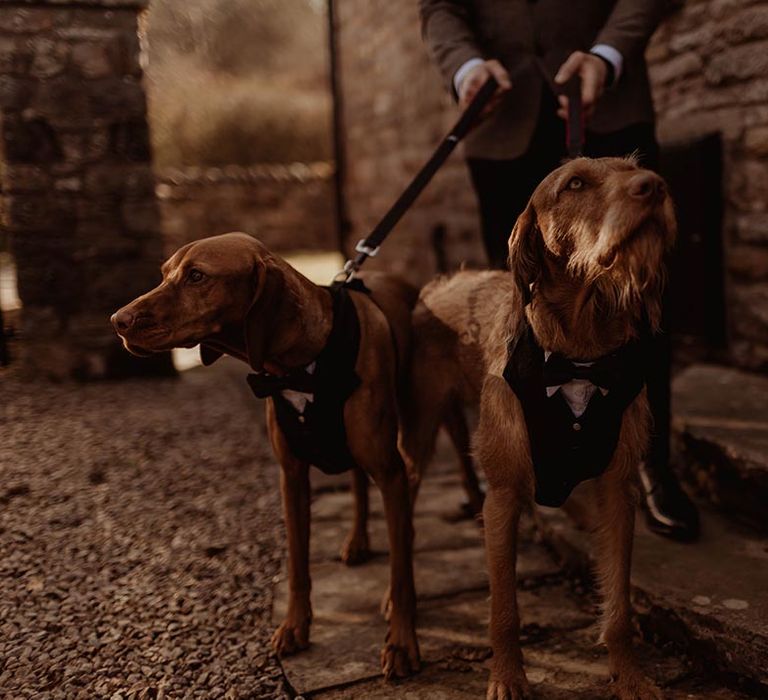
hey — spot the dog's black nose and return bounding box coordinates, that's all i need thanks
[628,172,665,201]
[111,309,134,333]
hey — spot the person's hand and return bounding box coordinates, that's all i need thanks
[458,59,512,116]
[554,51,608,121]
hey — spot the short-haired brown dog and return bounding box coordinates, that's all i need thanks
[111,232,420,679]
[401,157,675,700]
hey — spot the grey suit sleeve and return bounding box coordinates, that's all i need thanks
[595,0,669,60]
[419,0,484,96]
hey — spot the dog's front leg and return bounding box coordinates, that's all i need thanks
[268,405,312,657]
[594,468,662,700]
[477,377,531,700]
[376,456,420,679]
[483,486,530,700]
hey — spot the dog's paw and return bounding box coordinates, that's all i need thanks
[486,674,532,700]
[610,671,664,700]
[340,532,371,566]
[380,641,420,680]
[270,618,310,657]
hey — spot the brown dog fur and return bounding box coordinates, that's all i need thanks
[111,233,420,679]
[401,157,676,700]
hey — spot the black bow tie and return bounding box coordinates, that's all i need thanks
[542,352,622,392]
[247,370,316,399]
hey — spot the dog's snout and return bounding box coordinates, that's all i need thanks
[628,172,665,202]
[111,308,135,333]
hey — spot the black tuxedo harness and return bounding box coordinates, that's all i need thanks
[503,320,648,507]
[246,284,364,475]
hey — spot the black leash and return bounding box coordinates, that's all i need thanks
[334,75,500,284]
[333,71,583,284]
[562,75,584,158]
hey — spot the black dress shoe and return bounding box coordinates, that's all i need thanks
[638,462,701,542]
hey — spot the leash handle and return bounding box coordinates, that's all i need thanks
[564,75,584,158]
[334,76,500,284]
[450,74,500,142]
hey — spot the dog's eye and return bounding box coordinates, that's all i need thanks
[187,268,206,284]
[566,177,584,191]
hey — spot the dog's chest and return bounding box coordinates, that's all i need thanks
[247,285,364,475]
[503,323,647,507]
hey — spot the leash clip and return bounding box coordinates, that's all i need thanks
[354,240,380,257]
[332,258,358,285]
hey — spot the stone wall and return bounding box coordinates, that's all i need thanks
[334,0,768,370]
[156,162,337,257]
[648,0,768,370]
[0,0,170,380]
[333,0,484,285]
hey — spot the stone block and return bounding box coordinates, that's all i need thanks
[71,41,114,79]
[1,115,62,164]
[31,75,91,122]
[730,338,768,370]
[736,212,768,242]
[721,4,768,44]
[668,24,714,54]
[0,75,30,110]
[86,259,162,309]
[0,165,51,192]
[28,37,69,79]
[122,166,156,197]
[2,194,76,232]
[84,163,131,195]
[705,39,768,85]
[0,37,33,75]
[54,175,82,193]
[727,158,768,213]
[728,245,768,282]
[121,197,161,235]
[651,51,703,85]
[0,8,54,34]
[731,283,768,342]
[109,118,151,161]
[744,125,768,157]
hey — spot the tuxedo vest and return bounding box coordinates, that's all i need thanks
[503,320,648,506]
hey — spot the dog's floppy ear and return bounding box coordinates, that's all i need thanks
[243,255,283,371]
[508,202,540,304]
[199,344,223,366]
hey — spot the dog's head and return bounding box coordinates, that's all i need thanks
[508,156,676,330]
[111,232,287,369]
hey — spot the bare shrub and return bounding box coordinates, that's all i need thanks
[144,0,331,167]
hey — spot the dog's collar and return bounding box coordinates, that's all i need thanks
[247,364,317,399]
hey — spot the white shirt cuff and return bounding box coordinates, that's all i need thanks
[590,44,623,85]
[453,57,485,96]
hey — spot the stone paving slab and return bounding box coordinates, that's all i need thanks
[537,487,768,691]
[275,465,755,698]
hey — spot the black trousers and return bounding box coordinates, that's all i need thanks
[467,91,671,470]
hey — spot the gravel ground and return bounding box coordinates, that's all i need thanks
[0,359,288,699]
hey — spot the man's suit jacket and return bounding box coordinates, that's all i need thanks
[419,0,668,160]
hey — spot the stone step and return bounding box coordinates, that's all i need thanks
[536,497,768,692]
[672,364,768,533]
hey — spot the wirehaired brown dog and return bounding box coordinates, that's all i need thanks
[401,157,676,699]
[111,232,420,679]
